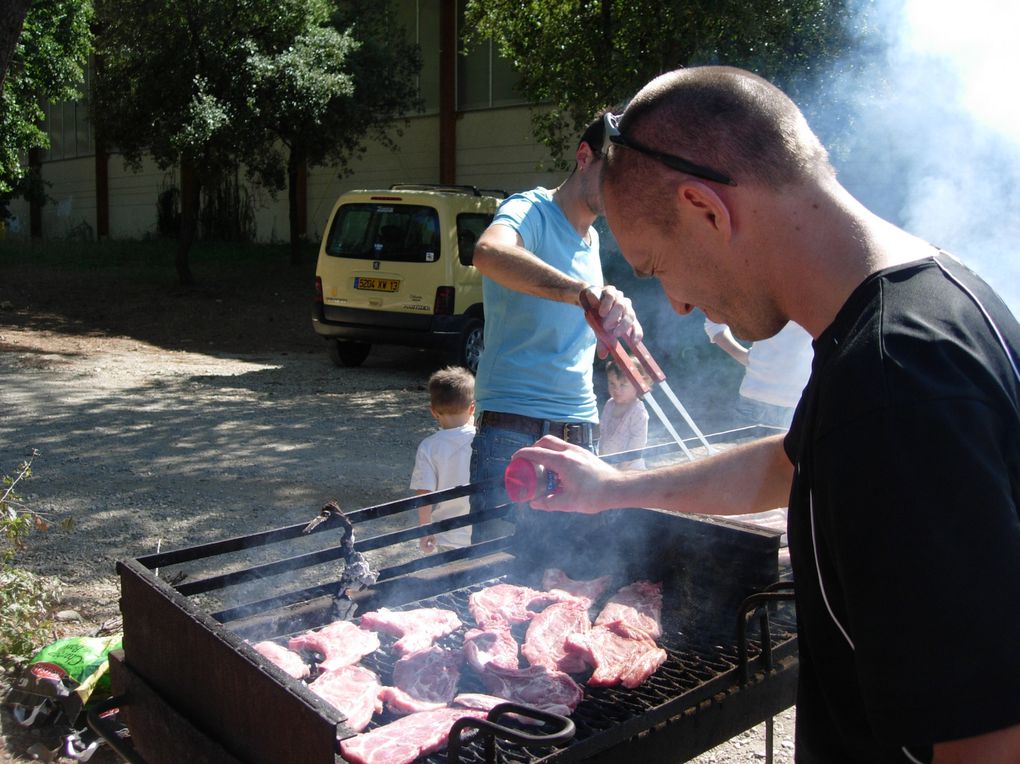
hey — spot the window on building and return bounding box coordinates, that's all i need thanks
[395,0,440,113]
[456,0,525,111]
[395,0,526,114]
[41,61,95,161]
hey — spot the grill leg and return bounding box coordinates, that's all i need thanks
[765,716,774,764]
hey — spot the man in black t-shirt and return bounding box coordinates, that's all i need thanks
[513,67,1020,762]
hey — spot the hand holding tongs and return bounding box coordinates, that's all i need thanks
[580,288,715,459]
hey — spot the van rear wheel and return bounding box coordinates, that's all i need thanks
[329,340,371,367]
[450,318,484,373]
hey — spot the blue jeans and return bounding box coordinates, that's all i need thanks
[736,397,795,429]
[468,423,597,544]
[468,425,535,543]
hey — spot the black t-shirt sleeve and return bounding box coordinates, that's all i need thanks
[811,394,1020,745]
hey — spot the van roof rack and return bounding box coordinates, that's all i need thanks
[389,183,507,199]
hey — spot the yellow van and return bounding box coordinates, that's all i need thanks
[313,184,505,371]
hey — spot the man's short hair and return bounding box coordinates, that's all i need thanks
[604,67,834,226]
[579,110,609,157]
[428,366,475,414]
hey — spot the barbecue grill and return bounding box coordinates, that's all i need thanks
[93,427,798,764]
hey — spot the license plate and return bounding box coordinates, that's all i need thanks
[354,277,400,292]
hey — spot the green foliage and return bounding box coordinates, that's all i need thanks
[200,171,257,242]
[244,0,423,188]
[465,0,867,166]
[91,0,422,183]
[1,454,57,667]
[0,0,93,195]
[92,0,422,265]
[92,0,254,176]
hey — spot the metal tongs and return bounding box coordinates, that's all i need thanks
[581,289,715,460]
[303,501,378,618]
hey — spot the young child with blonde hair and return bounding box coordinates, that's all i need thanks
[410,366,476,552]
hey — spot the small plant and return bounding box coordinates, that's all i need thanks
[1,452,57,668]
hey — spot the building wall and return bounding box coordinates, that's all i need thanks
[252,106,561,246]
[5,104,563,244]
[455,106,561,193]
[5,0,569,244]
[107,155,167,239]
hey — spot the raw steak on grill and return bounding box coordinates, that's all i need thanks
[379,647,463,715]
[451,692,508,712]
[287,619,381,670]
[358,607,462,656]
[452,693,551,726]
[468,583,563,629]
[479,664,583,716]
[251,640,309,680]
[595,580,663,638]
[522,601,591,674]
[541,568,613,606]
[463,627,519,671]
[565,620,667,688]
[309,664,382,733]
[339,705,487,764]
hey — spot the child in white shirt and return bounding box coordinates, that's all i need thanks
[597,357,650,470]
[410,366,476,553]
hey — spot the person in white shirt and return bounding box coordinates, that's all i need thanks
[704,319,813,429]
[410,366,476,552]
[597,356,650,470]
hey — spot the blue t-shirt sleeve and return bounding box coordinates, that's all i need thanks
[493,193,545,254]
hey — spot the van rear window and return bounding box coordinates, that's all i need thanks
[325,204,441,263]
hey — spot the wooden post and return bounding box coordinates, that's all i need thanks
[95,145,109,239]
[439,0,456,185]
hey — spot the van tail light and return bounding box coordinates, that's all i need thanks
[315,276,324,304]
[434,286,455,315]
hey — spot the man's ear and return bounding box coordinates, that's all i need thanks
[576,141,598,170]
[676,181,733,242]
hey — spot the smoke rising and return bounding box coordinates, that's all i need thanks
[815,0,1020,314]
[598,0,1020,434]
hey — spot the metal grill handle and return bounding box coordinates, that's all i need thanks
[447,703,576,764]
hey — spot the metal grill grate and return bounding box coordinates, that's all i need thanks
[308,576,799,764]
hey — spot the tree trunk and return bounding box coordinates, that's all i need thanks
[287,147,306,266]
[177,161,200,286]
[0,0,29,96]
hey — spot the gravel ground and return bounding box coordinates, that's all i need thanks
[0,257,794,763]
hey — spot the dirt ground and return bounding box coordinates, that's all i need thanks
[0,247,794,763]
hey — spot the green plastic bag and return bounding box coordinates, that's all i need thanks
[5,634,123,728]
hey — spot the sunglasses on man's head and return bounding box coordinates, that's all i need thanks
[603,112,736,186]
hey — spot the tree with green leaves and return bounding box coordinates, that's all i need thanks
[465,0,861,166]
[0,0,92,198]
[94,0,278,284]
[94,0,421,281]
[245,1,421,264]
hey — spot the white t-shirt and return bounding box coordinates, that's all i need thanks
[409,422,476,548]
[705,320,813,408]
[598,398,649,470]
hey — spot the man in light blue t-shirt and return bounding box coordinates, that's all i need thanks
[468,113,643,542]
